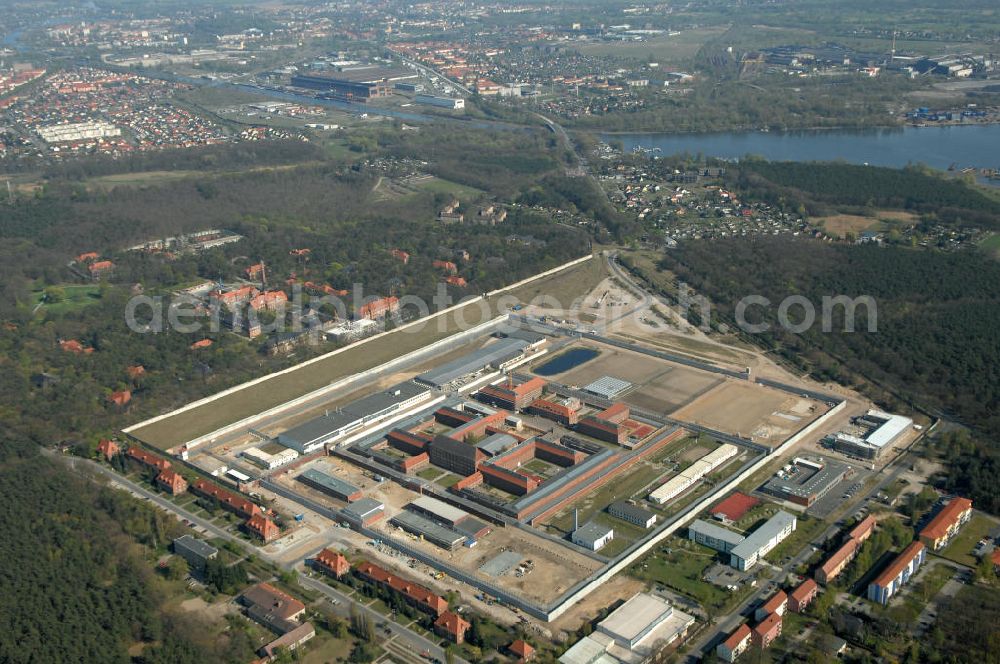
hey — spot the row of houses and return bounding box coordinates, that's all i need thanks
[717,578,818,661]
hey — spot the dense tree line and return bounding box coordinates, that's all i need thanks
[0,435,260,664]
[728,160,1000,226]
[656,238,1000,513]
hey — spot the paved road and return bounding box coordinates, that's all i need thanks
[55,452,465,663]
[684,442,921,661]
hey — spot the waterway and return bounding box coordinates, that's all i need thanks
[604,124,1000,173]
[534,348,600,376]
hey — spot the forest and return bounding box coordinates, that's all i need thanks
[726,160,1000,227]
[654,238,1000,513]
[0,435,262,664]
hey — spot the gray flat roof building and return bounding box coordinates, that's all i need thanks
[608,501,657,528]
[476,432,518,456]
[688,519,745,553]
[297,468,363,502]
[572,522,615,551]
[416,338,529,388]
[390,510,466,550]
[342,497,384,523]
[761,457,848,506]
[173,534,219,570]
[730,511,797,571]
[278,381,430,453]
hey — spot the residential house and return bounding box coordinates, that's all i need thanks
[789,579,818,613]
[919,498,973,551]
[752,612,782,649]
[716,624,752,662]
[96,438,120,460]
[434,611,470,644]
[156,468,188,495]
[314,548,350,578]
[245,514,280,543]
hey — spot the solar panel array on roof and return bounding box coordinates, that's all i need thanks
[583,375,633,400]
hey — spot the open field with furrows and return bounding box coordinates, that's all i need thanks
[371,517,604,605]
[129,255,605,450]
[670,380,824,444]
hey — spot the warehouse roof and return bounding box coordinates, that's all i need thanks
[409,495,469,525]
[390,511,466,548]
[342,498,384,520]
[298,468,361,498]
[416,338,528,387]
[863,410,913,449]
[597,593,674,647]
[477,432,518,455]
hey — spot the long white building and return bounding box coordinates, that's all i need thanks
[730,510,797,571]
[648,444,738,504]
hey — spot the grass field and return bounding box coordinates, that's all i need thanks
[629,537,745,611]
[576,27,728,65]
[413,176,484,199]
[979,232,1000,259]
[129,254,603,449]
[32,284,102,315]
[938,513,997,567]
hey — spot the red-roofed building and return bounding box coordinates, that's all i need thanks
[390,248,410,264]
[755,590,787,621]
[434,611,470,644]
[289,248,311,257]
[127,446,172,472]
[192,479,262,519]
[477,376,546,410]
[992,548,1000,573]
[314,548,350,578]
[711,492,761,523]
[789,578,818,613]
[716,624,752,662]
[245,514,280,543]
[60,339,94,354]
[107,390,132,407]
[576,414,626,445]
[245,262,265,280]
[816,538,860,585]
[444,275,467,287]
[528,398,580,426]
[157,468,188,495]
[126,365,146,380]
[76,251,99,263]
[508,639,535,662]
[433,260,458,274]
[867,541,926,605]
[210,285,258,309]
[358,296,399,320]
[354,561,448,616]
[88,260,114,280]
[849,515,878,544]
[250,290,288,311]
[919,497,973,551]
[96,438,119,460]
[752,612,782,649]
[190,339,213,350]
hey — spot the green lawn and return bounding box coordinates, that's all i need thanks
[417,467,444,481]
[575,27,729,65]
[938,513,997,567]
[630,538,735,610]
[32,284,102,315]
[413,176,484,200]
[545,460,669,534]
[764,514,826,564]
[979,232,1000,259]
[434,473,460,489]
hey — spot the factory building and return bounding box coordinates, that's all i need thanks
[761,457,848,507]
[340,498,385,527]
[559,593,694,664]
[867,541,926,605]
[826,410,913,460]
[296,468,363,502]
[416,338,530,389]
[730,511,797,571]
[291,66,416,100]
[414,94,465,110]
[277,381,431,453]
[406,495,491,539]
[390,510,467,550]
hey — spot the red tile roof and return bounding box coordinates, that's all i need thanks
[761,590,787,614]
[872,541,925,589]
[724,623,752,649]
[509,639,535,660]
[919,498,973,541]
[434,610,470,641]
[127,446,171,471]
[355,561,447,615]
[246,514,279,541]
[192,479,262,518]
[818,538,859,580]
[790,578,818,605]
[108,390,132,406]
[315,548,350,576]
[849,515,878,541]
[754,612,782,638]
[190,339,213,349]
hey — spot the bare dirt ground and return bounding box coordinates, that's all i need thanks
[671,380,825,445]
[547,574,646,636]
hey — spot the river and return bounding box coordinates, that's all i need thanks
[604,124,1000,173]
